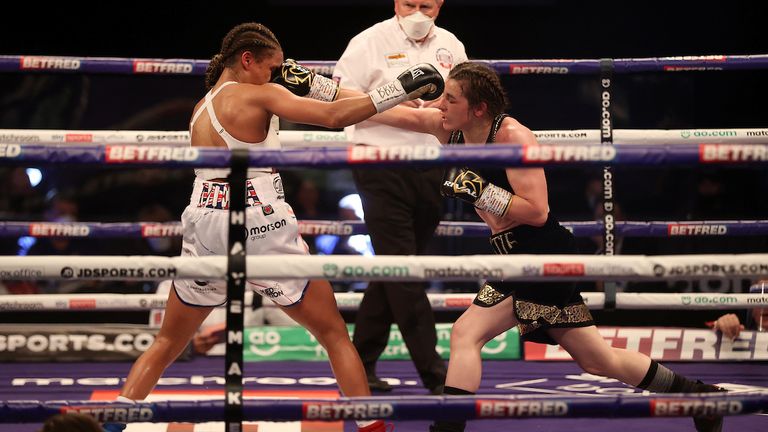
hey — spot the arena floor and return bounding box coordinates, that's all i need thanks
[2,358,766,431]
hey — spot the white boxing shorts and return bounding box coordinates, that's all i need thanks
[173,173,310,307]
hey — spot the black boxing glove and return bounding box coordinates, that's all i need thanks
[368,63,444,112]
[441,167,514,217]
[271,59,339,102]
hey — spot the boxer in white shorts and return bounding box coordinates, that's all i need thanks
[113,22,442,432]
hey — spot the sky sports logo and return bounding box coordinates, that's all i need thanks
[543,263,584,276]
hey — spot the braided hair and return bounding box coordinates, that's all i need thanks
[204,23,282,89]
[448,62,508,118]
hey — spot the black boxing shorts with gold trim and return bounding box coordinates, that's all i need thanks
[472,215,594,344]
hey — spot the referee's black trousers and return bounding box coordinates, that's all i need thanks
[352,166,447,391]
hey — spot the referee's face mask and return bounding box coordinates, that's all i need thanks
[398,11,434,40]
[395,0,442,41]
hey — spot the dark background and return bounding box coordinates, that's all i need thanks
[4,1,765,60]
[1,0,767,325]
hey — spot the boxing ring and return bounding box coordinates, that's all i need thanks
[1,54,768,431]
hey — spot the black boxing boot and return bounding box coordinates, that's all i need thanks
[636,360,725,432]
[687,380,726,432]
[429,386,473,432]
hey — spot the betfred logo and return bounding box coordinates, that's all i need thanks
[523,145,615,162]
[543,263,584,276]
[105,145,200,162]
[302,402,393,420]
[0,144,22,158]
[347,145,440,163]
[133,61,194,74]
[668,224,727,236]
[20,56,81,70]
[61,405,153,422]
[651,399,742,417]
[700,144,768,162]
[141,223,183,237]
[510,65,569,74]
[476,400,568,418]
[65,134,93,143]
[29,223,90,237]
[69,299,96,309]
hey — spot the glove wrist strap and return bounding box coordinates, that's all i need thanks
[475,184,513,217]
[368,80,406,113]
[308,75,339,102]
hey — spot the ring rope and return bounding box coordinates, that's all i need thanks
[1,393,766,423]
[2,220,767,239]
[3,128,767,146]
[2,143,767,168]
[2,54,767,76]
[1,254,766,281]
[2,291,766,311]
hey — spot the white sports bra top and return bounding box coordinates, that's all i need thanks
[189,81,280,179]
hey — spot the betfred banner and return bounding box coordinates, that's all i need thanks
[244,324,520,362]
[524,327,768,361]
[0,324,166,362]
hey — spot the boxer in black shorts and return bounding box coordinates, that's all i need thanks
[371,61,724,432]
[477,216,593,345]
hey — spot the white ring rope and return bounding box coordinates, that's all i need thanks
[2,291,766,312]
[2,127,767,146]
[2,254,766,281]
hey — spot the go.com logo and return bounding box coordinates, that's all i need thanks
[681,295,736,306]
[680,130,737,139]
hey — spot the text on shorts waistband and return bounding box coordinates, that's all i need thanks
[196,177,284,210]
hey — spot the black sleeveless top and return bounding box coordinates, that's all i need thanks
[447,114,513,195]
